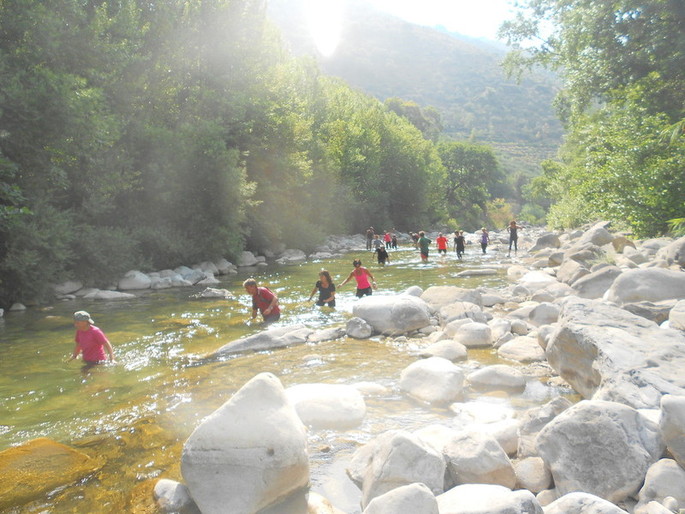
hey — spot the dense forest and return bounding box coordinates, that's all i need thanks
[500,0,685,237]
[0,0,507,307]
[0,0,683,308]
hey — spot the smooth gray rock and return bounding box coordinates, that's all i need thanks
[636,458,685,512]
[546,297,685,408]
[350,430,446,509]
[517,397,573,458]
[668,300,685,331]
[213,325,313,356]
[347,317,374,339]
[536,400,664,503]
[421,286,483,309]
[605,268,685,305]
[572,265,622,299]
[655,235,685,267]
[353,295,431,335]
[443,431,516,489]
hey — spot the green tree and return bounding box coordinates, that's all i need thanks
[500,0,685,235]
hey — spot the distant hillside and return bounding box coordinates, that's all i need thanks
[267,0,563,176]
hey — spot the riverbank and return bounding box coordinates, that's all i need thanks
[2,224,685,513]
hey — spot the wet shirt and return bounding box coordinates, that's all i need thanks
[75,325,109,362]
[252,287,281,316]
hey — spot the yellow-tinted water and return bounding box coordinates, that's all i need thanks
[0,247,570,512]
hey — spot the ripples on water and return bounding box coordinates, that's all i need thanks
[0,246,573,512]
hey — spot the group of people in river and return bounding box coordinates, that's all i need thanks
[68,221,524,365]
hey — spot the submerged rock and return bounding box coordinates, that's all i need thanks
[0,438,103,511]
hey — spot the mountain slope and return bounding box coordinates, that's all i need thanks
[267,0,563,172]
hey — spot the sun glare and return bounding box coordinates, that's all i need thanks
[304,0,345,57]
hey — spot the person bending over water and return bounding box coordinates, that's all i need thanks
[339,259,376,297]
[308,269,336,307]
[69,311,115,366]
[243,278,280,324]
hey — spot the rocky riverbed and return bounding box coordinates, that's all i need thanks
[2,223,685,513]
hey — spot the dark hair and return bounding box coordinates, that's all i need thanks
[353,259,362,267]
[319,269,333,284]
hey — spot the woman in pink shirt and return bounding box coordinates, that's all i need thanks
[339,259,377,297]
[69,311,115,365]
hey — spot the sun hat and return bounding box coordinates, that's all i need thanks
[73,311,94,324]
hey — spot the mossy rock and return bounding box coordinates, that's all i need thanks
[0,437,104,510]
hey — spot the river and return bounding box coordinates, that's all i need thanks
[0,245,571,512]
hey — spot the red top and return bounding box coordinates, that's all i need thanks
[75,325,109,362]
[436,235,448,250]
[252,287,280,316]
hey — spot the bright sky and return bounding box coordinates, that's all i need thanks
[365,0,516,40]
[304,0,517,57]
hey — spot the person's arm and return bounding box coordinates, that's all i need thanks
[339,271,354,287]
[308,286,318,301]
[103,338,115,362]
[69,342,81,362]
[365,268,377,288]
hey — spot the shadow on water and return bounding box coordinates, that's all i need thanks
[0,246,572,512]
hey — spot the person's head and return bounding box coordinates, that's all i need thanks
[73,310,93,330]
[460,230,464,235]
[374,234,379,239]
[455,230,459,235]
[481,227,487,232]
[353,259,362,268]
[243,278,258,295]
[319,269,332,284]
[439,232,443,236]
[510,220,517,227]
[419,231,425,236]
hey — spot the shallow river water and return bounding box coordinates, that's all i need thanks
[0,245,572,513]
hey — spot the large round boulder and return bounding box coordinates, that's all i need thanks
[353,295,431,335]
[181,373,309,514]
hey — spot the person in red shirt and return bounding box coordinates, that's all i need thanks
[436,232,448,255]
[243,278,281,323]
[69,311,115,365]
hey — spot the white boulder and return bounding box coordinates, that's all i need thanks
[353,295,431,335]
[181,373,309,514]
[399,357,464,405]
[436,483,542,514]
[362,482,438,514]
[285,383,366,430]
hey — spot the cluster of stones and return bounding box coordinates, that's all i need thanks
[151,223,685,513]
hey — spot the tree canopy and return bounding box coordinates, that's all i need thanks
[501,0,685,235]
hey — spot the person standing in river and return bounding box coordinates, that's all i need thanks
[339,259,376,297]
[366,227,374,251]
[418,231,432,262]
[308,270,336,308]
[454,230,466,259]
[480,227,490,254]
[507,220,524,256]
[376,244,390,266]
[69,311,115,366]
[436,232,448,256]
[243,278,280,323]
